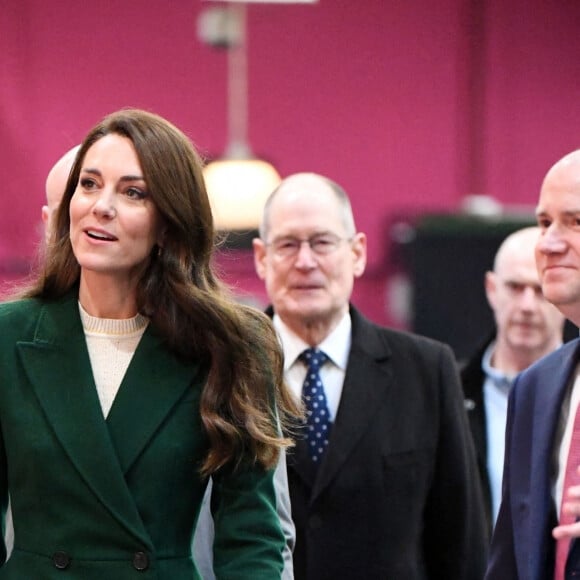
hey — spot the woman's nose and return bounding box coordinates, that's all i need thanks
[92,191,116,218]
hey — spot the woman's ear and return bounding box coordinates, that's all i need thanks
[156,223,168,250]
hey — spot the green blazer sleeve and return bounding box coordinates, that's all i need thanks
[211,462,284,579]
[0,419,8,567]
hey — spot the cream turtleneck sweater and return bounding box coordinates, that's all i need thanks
[79,303,149,418]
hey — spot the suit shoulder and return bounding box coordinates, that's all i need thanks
[350,306,455,363]
[520,339,577,380]
[377,325,454,356]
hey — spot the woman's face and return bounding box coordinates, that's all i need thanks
[69,133,163,283]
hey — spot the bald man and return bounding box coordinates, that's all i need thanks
[253,172,487,580]
[462,227,565,536]
[3,145,81,556]
[42,145,80,243]
[486,150,580,579]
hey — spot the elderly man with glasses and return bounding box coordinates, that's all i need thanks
[251,172,487,580]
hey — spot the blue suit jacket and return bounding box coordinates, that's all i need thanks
[486,338,580,580]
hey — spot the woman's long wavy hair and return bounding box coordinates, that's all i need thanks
[23,108,299,474]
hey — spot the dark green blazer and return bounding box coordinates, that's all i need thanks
[0,292,284,579]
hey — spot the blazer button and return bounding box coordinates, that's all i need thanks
[52,551,71,570]
[132,551,149,571]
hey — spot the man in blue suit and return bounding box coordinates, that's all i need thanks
[486,149,580,580]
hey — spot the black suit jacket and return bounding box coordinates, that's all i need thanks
[285,306,487,580]
[461,337,495,539]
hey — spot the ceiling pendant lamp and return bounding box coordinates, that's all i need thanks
[199,4,281,233]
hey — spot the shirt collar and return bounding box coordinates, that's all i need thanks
[481,341,515,394]
[273,312,352,372]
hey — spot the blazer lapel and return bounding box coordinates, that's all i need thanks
[311,311,391,502]
[105,327,204,475]
[16,294,151,547]
[461,343,489,477]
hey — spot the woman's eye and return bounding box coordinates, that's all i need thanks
[80,178,97,190]
[125,187,148,200]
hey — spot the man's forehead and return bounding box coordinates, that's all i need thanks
[276,175,333,202]
[271,228,334,240]
[535,177,580,217]
[270,186,339,222]
[496,258,538,281]
[535,204,580,217]
[540,157,580,199]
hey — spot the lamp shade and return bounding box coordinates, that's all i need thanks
[199,3,283,232]
[204,157,281,231]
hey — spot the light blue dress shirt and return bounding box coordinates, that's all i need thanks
[481,342,515,526]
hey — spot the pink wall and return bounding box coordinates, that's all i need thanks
[484,0,580,203]
[2,0,580,327]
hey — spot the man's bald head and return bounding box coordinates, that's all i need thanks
[534,149,580,324]
[493,227,542,274]
[43,145,80,242]
[485,226,564,372]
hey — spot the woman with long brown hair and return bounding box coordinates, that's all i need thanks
[0,108,297,578]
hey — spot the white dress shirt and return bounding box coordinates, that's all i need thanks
[554,367,580,517]
[273,312,352,422]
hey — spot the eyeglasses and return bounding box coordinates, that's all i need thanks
[265,233,353,258]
